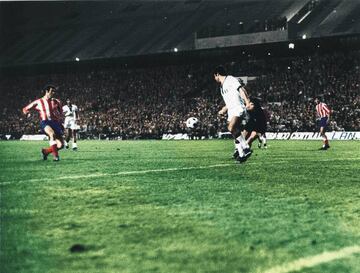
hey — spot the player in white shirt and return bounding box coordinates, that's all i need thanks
[62,98,79,150]
[214,65,252,163]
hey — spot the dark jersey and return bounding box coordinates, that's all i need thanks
[248,97,267,134]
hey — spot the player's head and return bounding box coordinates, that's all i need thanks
[213,65,226,83]
[43,84,57,98]
[66,98,71,105]
[314,96,320,105]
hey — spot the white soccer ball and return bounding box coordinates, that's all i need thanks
[186,117,199,129]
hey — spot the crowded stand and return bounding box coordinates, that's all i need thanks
[1,50,359,139]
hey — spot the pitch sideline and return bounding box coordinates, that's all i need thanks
[264,245,360,273]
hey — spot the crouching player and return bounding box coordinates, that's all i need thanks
[246,97,268,149]
[22,84,64,161]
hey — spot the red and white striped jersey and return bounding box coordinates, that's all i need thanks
[316,102,331,118]
[23,97,63,121]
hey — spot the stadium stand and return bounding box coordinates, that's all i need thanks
[1,50,359,139]
[1,0,360,66]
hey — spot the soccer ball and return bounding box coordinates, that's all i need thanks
[186,117,199,129]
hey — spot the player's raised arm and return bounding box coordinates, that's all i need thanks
[22,100,37,115]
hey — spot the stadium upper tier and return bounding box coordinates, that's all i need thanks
[1,0,360,67]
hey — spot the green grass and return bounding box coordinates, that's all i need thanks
[1,140,360,273]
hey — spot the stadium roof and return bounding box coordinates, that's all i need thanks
[0,0,359,67]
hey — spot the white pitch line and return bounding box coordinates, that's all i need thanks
[1,157,359,186]
[264,245,360,273]
[0,163,235,185]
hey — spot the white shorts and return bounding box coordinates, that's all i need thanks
[227,107,246,122]
[64,117,78,130]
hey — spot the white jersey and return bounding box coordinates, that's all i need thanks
[220,76,246,120]
[63,104,78,119]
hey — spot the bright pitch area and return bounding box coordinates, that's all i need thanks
[1,140,360,273]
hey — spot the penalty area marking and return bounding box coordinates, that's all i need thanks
[0,163,236,185]
[264,245,360,273]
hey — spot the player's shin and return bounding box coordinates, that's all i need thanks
[49,140,59,158]
[236,134,250,150]
[262,136,267,146]
[235,140,245,157]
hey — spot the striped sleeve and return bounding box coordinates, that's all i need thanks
[22,99,38,114]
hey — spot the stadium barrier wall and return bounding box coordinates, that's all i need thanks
[12,132,360,141]
[218,131,360,140]
[20,134,48,141]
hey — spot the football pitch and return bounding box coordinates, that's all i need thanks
[1,140,359,273]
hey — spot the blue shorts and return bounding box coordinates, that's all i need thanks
[319,117,328,128]
[40,120,64,136]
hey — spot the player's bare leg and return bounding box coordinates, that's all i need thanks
[64,128,71,149]
[43,126,60,161]
[55,136,64,150]
[246,131,258,147]
[319,127,330,150]
[260,133,267,148]
[72,129,78,150]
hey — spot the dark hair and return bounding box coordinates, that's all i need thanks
[213,65,226,76]
[43,84,57,92]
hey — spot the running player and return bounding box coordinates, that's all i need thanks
[315,97,331,150]
[63,98,79,150]
[214,65,252,162]
[22,84,64,161]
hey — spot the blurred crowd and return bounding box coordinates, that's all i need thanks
[0,50,359,139]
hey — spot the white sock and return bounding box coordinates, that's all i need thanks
[236,135,249,150]
[72,142,77,148]
[235,143,245,157]
[64,140,68,146]
[262,137,267,145]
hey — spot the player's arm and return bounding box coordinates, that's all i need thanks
[218,105,228,116]
[324,104,331,123]
[239,87,252,110]
[74,105,79,121]
[58,100,64,119]
[22,100,37,116]
[247,101,255,111]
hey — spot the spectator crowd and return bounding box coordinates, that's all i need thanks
[1,50,359,139]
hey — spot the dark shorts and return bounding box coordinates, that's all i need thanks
[246,116,266,134]
[254,123,266,134]
[40,120,64,136]
[319,117,328,128]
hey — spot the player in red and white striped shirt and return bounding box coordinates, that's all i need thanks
[22,84,65,161]
[315,97,331,150]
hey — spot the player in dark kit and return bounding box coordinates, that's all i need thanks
[246,97,268,148]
